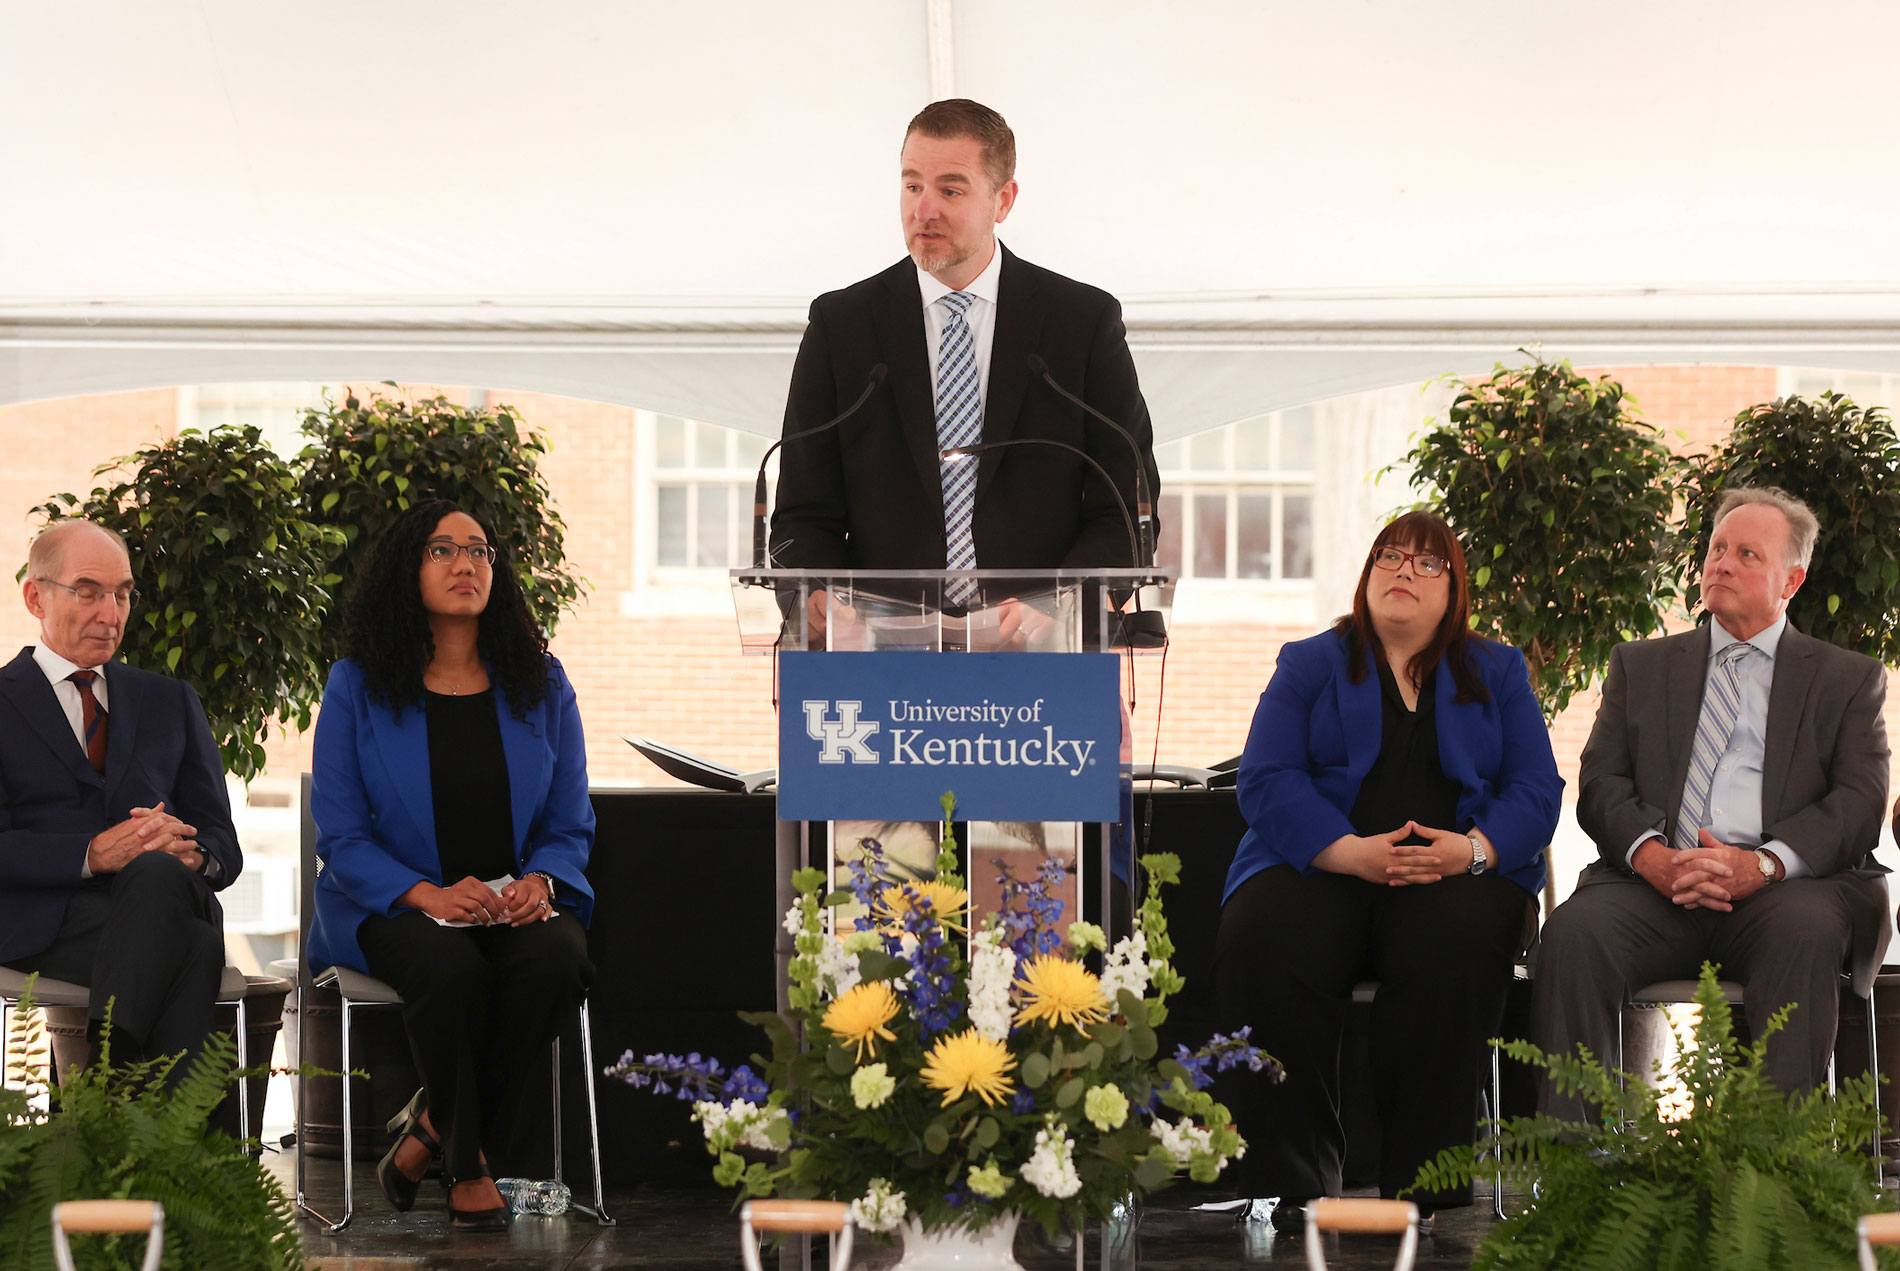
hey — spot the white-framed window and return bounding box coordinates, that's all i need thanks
[1153,407,1316,586]
[633,410,776,589]
[177,383,332,458]
[1780,367,1900,408]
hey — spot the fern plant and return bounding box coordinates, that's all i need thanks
[1409,964,1892,1270]
[0,984,303,1270]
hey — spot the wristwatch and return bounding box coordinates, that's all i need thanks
[1755,850,1779,884]
[1467,834,1488,876]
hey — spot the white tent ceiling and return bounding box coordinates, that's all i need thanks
[6,0,1900,438]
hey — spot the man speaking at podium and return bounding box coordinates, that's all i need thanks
[769,97,1160,628]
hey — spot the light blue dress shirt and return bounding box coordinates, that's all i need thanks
[1624,612,1805,878]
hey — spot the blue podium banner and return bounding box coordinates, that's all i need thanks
[777,652,1121,822]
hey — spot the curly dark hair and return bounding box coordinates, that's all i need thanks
[340,498,550,718]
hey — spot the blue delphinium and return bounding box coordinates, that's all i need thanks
[994,855,1069,972]
[724,1064,770,1104]
[606,1050,729,1102]
[1170,1027,1283,1093]
[889,883,961,1039]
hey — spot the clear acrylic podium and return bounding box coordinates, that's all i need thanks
[731,567,1174,1011]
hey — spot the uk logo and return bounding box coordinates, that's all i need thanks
[803,699,880,764]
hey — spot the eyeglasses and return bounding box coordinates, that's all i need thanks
[1370,546,1448,579]
[36,578,139,607]
[424,540,498,567]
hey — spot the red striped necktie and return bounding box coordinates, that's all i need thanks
[67,669,108,775]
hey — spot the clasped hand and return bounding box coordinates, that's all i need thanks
[1634,828,1767,912]
[1316,821,1472,886]
[408,874,554,927]
[85,802,202,875]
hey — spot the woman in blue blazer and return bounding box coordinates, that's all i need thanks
[309,499,596,1231]
[1215,510,1561,1229]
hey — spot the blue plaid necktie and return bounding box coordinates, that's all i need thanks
[935,290,982,605]
[1674,641,1754,851]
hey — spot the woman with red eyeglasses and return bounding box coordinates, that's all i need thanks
[1211,509,1561,1230]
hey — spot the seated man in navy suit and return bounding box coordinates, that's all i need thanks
[0,520,240,1070]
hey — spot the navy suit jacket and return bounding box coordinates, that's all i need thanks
[770,244,1161,571]
[307,656,596,976]
[1223,630,1563,902]
[0,647,239,964]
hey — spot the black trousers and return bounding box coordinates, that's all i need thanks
[1212,864,1530,1204]
[4,850,224,1073]
[357,909,593,1183]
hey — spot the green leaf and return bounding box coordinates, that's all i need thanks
[923,1122,950,1154]
[975,1117,1000,1149]
[1021,1052,1050,1089]
[1055,1076,1085,1108]
[166,646,182,672]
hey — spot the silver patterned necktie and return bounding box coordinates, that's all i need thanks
[1673,640,1755,851]
[935,290,982,606]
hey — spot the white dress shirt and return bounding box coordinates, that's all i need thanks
[1624,613,1805,878]
[32,642,110,753]
[916,238,1004,419]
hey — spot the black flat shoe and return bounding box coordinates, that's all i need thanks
[376,1100,442,1213]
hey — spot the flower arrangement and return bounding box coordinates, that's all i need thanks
[609,793,1276,1238]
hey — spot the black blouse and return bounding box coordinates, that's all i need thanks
[425,690,516,883]
[1347,657,1463,845]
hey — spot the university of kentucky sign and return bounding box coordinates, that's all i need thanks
[777,652,1120,822]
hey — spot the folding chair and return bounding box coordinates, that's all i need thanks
[52,1200,163,1271]
[1,964,266,1141]
[1619,973,1882,1187]
[1302,1197,1418,1271]
[741,1200,855,1271]
[1859,1211,1900,1270]
[292,774,612,1233]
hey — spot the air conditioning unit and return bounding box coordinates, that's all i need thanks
[221,855,299,936]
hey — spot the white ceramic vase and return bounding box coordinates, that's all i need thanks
[891,1211,1025,1270]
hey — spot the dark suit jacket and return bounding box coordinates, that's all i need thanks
[769,244,1160,572]
[0,647,239,964]
[306,656,596,976]
[1576,622,1891,992]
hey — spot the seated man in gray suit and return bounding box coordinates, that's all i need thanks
[1533,487,1890,1114]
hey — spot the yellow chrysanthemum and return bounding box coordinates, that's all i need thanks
[1013,955,1112,1034]
[824,981,900,1062]
[876,881,969,932]
[920,1029,1017,1107]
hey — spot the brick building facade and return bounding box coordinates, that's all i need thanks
[2,363,1896,927]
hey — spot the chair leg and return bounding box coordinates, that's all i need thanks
[1491,1041,1506,1220]
[550,1034,564,1186]
[293,982,344,1232]
[1866,992,1887,1195]
[234,997,251,1156]
[574,999,614,1225]
[1,999,9,1095]
[335,999,356,1233]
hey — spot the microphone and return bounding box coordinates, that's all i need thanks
[753,364,888,568]
[1027,354,1154,566]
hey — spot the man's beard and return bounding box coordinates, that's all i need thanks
[909,236,972,276]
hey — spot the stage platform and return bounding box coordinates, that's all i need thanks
[278,1155,1505,1268]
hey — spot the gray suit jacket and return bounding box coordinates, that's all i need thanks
[1576,622,1891,994]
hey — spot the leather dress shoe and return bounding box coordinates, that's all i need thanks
[376,1090,441,1213]
[447,1176,510,1232]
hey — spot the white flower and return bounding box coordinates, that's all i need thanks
[782,903,806,938]
[1149,1115,1242,1169]
[1021,1121,1083,1199]
[966,927,1016,1042]
[691,1099,788,1155]
[850,1178,909,1233]
[815,935,863,999]
[1098,931,1151,1004]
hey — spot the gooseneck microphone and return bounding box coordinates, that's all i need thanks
[753,364,888,568]
[1026,353,1154,566]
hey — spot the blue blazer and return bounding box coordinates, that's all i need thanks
[307,656,596,975]
[0,647,239,963]
[1223,630,1562,901]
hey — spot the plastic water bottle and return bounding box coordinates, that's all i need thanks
[495,1177,571,1216]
